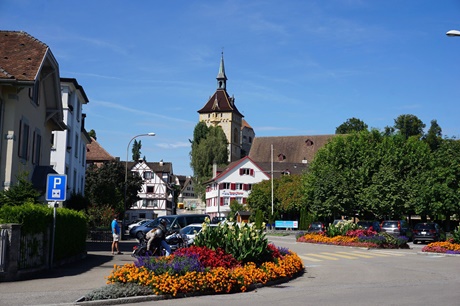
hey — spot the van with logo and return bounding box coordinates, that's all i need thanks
[129,214,210,240]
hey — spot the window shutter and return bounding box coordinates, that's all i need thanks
[243,198,247,204]
[231,183,236,190]
[250,169,254,176]
[243,184,248,191]
[239,168,243,175]
[220,197,224,206]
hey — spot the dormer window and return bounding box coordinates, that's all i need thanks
[305,139,314,146]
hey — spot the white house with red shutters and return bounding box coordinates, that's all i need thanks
[204,156,270,219]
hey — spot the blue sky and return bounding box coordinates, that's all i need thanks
[2,0,460,176]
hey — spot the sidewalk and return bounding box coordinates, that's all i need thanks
[0,240,139,306]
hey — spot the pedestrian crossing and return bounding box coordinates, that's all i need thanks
[299,250,408,263]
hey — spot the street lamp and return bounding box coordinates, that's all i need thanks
[124,132,155,235]
[446,30,460,37]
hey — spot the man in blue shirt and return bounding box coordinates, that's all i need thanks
[111,215,123,255]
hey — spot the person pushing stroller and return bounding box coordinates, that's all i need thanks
[145,218,171,256]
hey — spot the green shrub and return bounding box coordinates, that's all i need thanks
[0,203,87,261]
[452,226,460,244]
[84,283,153,301]
[194,220,271,265]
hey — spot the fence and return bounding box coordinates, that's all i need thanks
[0,224,51,282]
[0,228,8,272]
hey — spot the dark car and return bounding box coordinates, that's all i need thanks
[357,221,381,232]
[307,222,325,233]
[380,220,413,241]
[129,214,210,240]
[211,216,226,224]
[413,222,446,244]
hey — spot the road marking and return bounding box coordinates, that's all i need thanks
[352,250,389,257]
[299,255,323,262]
[338,252,373,258]
[304,253,339,260]
[321,252,357,259]
[371,250,406,256]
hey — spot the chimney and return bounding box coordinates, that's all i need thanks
[213,161,217,178]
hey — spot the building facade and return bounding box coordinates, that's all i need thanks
[50,78,90,199]
[0,31,66,193]
[126,160,179,221]
[205,157,270,219]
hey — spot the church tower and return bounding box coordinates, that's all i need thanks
[197,53,243,162]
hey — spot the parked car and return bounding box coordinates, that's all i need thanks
[211,216,226,224]
[178,223,218,245]
[357,221,381,232]
[413,222,446,244]
[307,222,325,233]
[127,219,151,231]
[129,214,210,240]
[332,219,347,226]
[380,220,413,241]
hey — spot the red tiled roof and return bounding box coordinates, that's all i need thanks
[0,31,48,82]
[249,135,338,164]
[86,137,115,162]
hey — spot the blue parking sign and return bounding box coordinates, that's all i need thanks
[46,174,67,201]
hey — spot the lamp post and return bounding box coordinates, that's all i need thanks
[446,30,460,37]
[124,132,155,235]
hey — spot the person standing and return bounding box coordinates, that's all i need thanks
[111,215,123,255]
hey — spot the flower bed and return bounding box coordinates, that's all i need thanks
[422,240,460,254]
[99,221,304,300]
[296,230,409,249]
[106,244,304,297]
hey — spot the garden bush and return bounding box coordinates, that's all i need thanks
[193,221,271,264]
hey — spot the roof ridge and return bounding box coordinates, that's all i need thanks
[0,30,49,48]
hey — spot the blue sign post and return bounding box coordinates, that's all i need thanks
[46,174,67,202]
[46,174,66,269]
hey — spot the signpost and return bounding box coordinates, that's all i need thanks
[46,174,67,268]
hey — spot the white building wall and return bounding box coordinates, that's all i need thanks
[50,80,89,199]
[205,158,270,218]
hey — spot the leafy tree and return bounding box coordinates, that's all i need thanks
[247,179,275,222]
[85,160,143,215]
[303,130,431,220]
[0,172,41,207]
[132,139,142,161]
[65,192,90,211]
[88,129,97,140]
[421,139,460,231]
[190,123,228,199]
[276,175,304,213]
[423,119,442,151]
[229,199,245,219]
[335,117,368,134]
[394,114,425,139]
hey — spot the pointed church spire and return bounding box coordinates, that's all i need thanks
[216,51,227,90]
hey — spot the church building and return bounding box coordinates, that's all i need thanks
[197,53,254,162]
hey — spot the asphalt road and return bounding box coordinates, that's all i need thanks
[1,236,459,306]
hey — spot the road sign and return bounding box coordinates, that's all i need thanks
[46,174,67,201]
